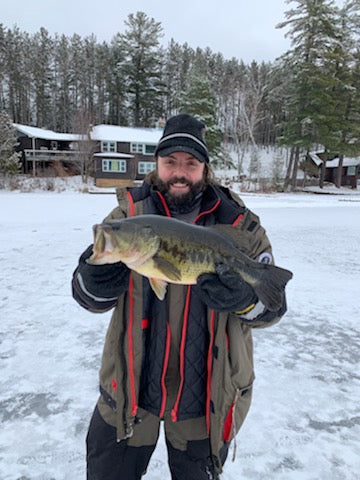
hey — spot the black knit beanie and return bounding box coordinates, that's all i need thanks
[155,114,209,163]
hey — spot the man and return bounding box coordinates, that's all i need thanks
[72,114,288,480]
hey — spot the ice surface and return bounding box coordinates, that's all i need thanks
[0,191,359,479]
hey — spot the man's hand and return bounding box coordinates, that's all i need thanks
[196,263,258,312]
[76,245,130,299]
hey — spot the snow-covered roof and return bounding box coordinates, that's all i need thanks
[308,152,323,166]
[308,151,360,168]
[93,152,134,159]
[325,157,360,168]
[90,124,162,143]
[13,123,84,142]
[13,122,162,144]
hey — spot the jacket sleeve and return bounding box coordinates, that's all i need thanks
[232,208,288,328]
[72,202,130,313]
[72,268,119,313]
[71,244,130,313]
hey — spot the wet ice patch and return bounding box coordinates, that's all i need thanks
[0,392,70,421]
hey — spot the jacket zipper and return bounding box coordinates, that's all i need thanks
[171,201,221,423]
[206,310,216,433]
[159,323,171,418]
[127,274,137,418]
[119,193,137,440]
[171,285,192,422]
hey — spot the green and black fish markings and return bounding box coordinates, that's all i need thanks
[87,215,293,311]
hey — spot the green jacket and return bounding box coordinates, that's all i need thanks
[91,181,286,472]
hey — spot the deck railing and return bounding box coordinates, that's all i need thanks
[24,149,88,162]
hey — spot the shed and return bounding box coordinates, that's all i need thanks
[324,157,360,189]
[304,151,360,189]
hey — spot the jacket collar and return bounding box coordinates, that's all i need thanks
[126,181,245,224]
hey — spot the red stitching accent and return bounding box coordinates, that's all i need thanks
[126,191,135,217]
[156,191,171,217]
[193,199,221,224]
[223,403,234,441]
[111,378,117,392]
[206,310,216,434]
[232,213,244,226]
[128,275,137,417]
[171,285,192,422]
[159,323,171,418]
[125,190,137,415]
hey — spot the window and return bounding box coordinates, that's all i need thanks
[131,143,143,154]
[101,141,116,152]
[138,161,156,174]
[131,143,157,155]
[102,159,126,173]
[347,166,356,176]
[144,144,156,155]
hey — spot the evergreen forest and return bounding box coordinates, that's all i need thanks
[1,1,360,187]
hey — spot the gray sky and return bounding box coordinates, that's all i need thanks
[3,0,293,63]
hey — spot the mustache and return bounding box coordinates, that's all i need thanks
[167,176,192,187]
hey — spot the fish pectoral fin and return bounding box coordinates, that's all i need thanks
[153,257,182,282]
[149,278,168,300]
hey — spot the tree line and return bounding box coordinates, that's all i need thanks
[1,1,360,188]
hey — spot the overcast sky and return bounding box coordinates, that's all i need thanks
[2,0,297,63]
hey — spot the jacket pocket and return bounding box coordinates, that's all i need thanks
[223,382,253,443]
[226,317,255,390]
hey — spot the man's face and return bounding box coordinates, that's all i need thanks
[156,152,205,199]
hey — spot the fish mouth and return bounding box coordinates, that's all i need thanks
[87,226,118,264]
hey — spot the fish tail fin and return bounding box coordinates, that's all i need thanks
[253,265,293,312]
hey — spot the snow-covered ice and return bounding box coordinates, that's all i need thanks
[0,190,359,480]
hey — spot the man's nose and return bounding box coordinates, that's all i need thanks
[173,162,187,176]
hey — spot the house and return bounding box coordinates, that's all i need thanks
[90,125,161,187]
[13,123,163,185]
[303,152,360,189]
[13,123,85,175]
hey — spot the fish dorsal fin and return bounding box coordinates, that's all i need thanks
[153,257,182,282]
[149,277,168,300]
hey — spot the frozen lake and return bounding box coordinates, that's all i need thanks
[0,191,359,479]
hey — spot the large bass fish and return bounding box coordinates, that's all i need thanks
[87,215,293,311]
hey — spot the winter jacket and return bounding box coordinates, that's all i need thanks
[72,180,287,473]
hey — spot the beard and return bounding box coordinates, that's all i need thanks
[152,173,205,210]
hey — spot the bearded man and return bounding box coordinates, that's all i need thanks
[72,114,288,480]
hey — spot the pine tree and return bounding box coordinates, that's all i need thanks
[30,27,54,128]
[3,26,31,123]
[107,34,128,125]
[121,11,164,126]
[69,34,84,116]
[276,0,340,188]
[0,24,6,111]
[0,111,21,175]
[53,34,72,131]
[328,0,360,187]
[179,75,223,164]
[162,40,190,116]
